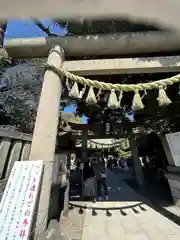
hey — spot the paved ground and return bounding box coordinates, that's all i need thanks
[61,169,180,240]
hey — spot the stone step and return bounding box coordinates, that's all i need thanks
[60,208,85,240]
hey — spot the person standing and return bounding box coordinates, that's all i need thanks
[127,157,133,172]
[92,156,108,200]
[107,157,113,170]
[113,158,118,168]
[83,161,96,201]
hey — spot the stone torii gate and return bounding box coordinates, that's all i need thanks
[28,45,64,236]
[2,13,180,238]
[25,42,178,237]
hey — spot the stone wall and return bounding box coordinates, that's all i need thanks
[166,169,180,207]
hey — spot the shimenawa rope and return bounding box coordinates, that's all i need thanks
[44,64,178,110]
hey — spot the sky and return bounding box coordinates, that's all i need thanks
[5,20,87,123]
[5,19,66,38]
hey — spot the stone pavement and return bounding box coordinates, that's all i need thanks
[62,169,180,240]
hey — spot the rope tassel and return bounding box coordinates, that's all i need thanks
[157,86,171,106]
[86,86,97,104]
[107,90,119,109]
[69,82,80,99]
[118,91,123,107]
[65,77,71,91]
[79,85,87,99]
[132,90,144,111]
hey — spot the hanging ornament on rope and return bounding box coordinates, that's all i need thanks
[69,82,80,99]
[132,90,144,111]
[157,86,171,106]
[97,88,102,101]
[46,64,180,111]
[107,89,119,109]
[50,64,180,111]
[65,77,71,91]
[79,85,87,99]
[141,89,147,100]
[86,86,97,104]
[118,91,123,107]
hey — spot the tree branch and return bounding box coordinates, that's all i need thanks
[0,21,8,45]
[33,19,58,37]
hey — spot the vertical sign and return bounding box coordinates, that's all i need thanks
[166,132,180,166]
[0,160,43,239]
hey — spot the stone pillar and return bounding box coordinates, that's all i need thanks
[29,45,64,236]
[129,133,145,189]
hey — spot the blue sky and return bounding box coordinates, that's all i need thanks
[5,19,66,38]
[5,20,87,123]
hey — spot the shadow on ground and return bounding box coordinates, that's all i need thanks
[69,167,180,226]
[125,177,180,226]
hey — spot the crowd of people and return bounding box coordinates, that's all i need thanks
[106,157,133,171]
[74,156,134,201]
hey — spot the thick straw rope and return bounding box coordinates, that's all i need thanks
[88,139,125,146]
[45,63,180,92]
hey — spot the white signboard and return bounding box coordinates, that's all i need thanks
[0,160,43,240]
[166,132,180,166]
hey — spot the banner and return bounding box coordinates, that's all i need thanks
[0,160,43,239]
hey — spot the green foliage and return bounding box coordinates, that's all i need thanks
[61,112,84,124]
[0,59,43,132]
[0,47,10,69]
[54,19,159,36]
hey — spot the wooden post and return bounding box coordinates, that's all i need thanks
[82,129,88,162]
[80,130,88,198]
[62,152,70,217]
[29,45,64,236]
[63,181,70,217]
[129,132,145,189]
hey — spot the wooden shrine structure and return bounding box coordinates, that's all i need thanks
[2,5,180,238]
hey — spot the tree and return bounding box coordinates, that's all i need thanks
[0,21,10,68]
[0,20,77,133]
[0,59,43,132]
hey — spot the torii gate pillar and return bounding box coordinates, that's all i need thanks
[29,45,64,236]
[129,133,145,189]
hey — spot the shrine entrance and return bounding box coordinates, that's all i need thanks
[42,54,180,238]
[2,17,180,238]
